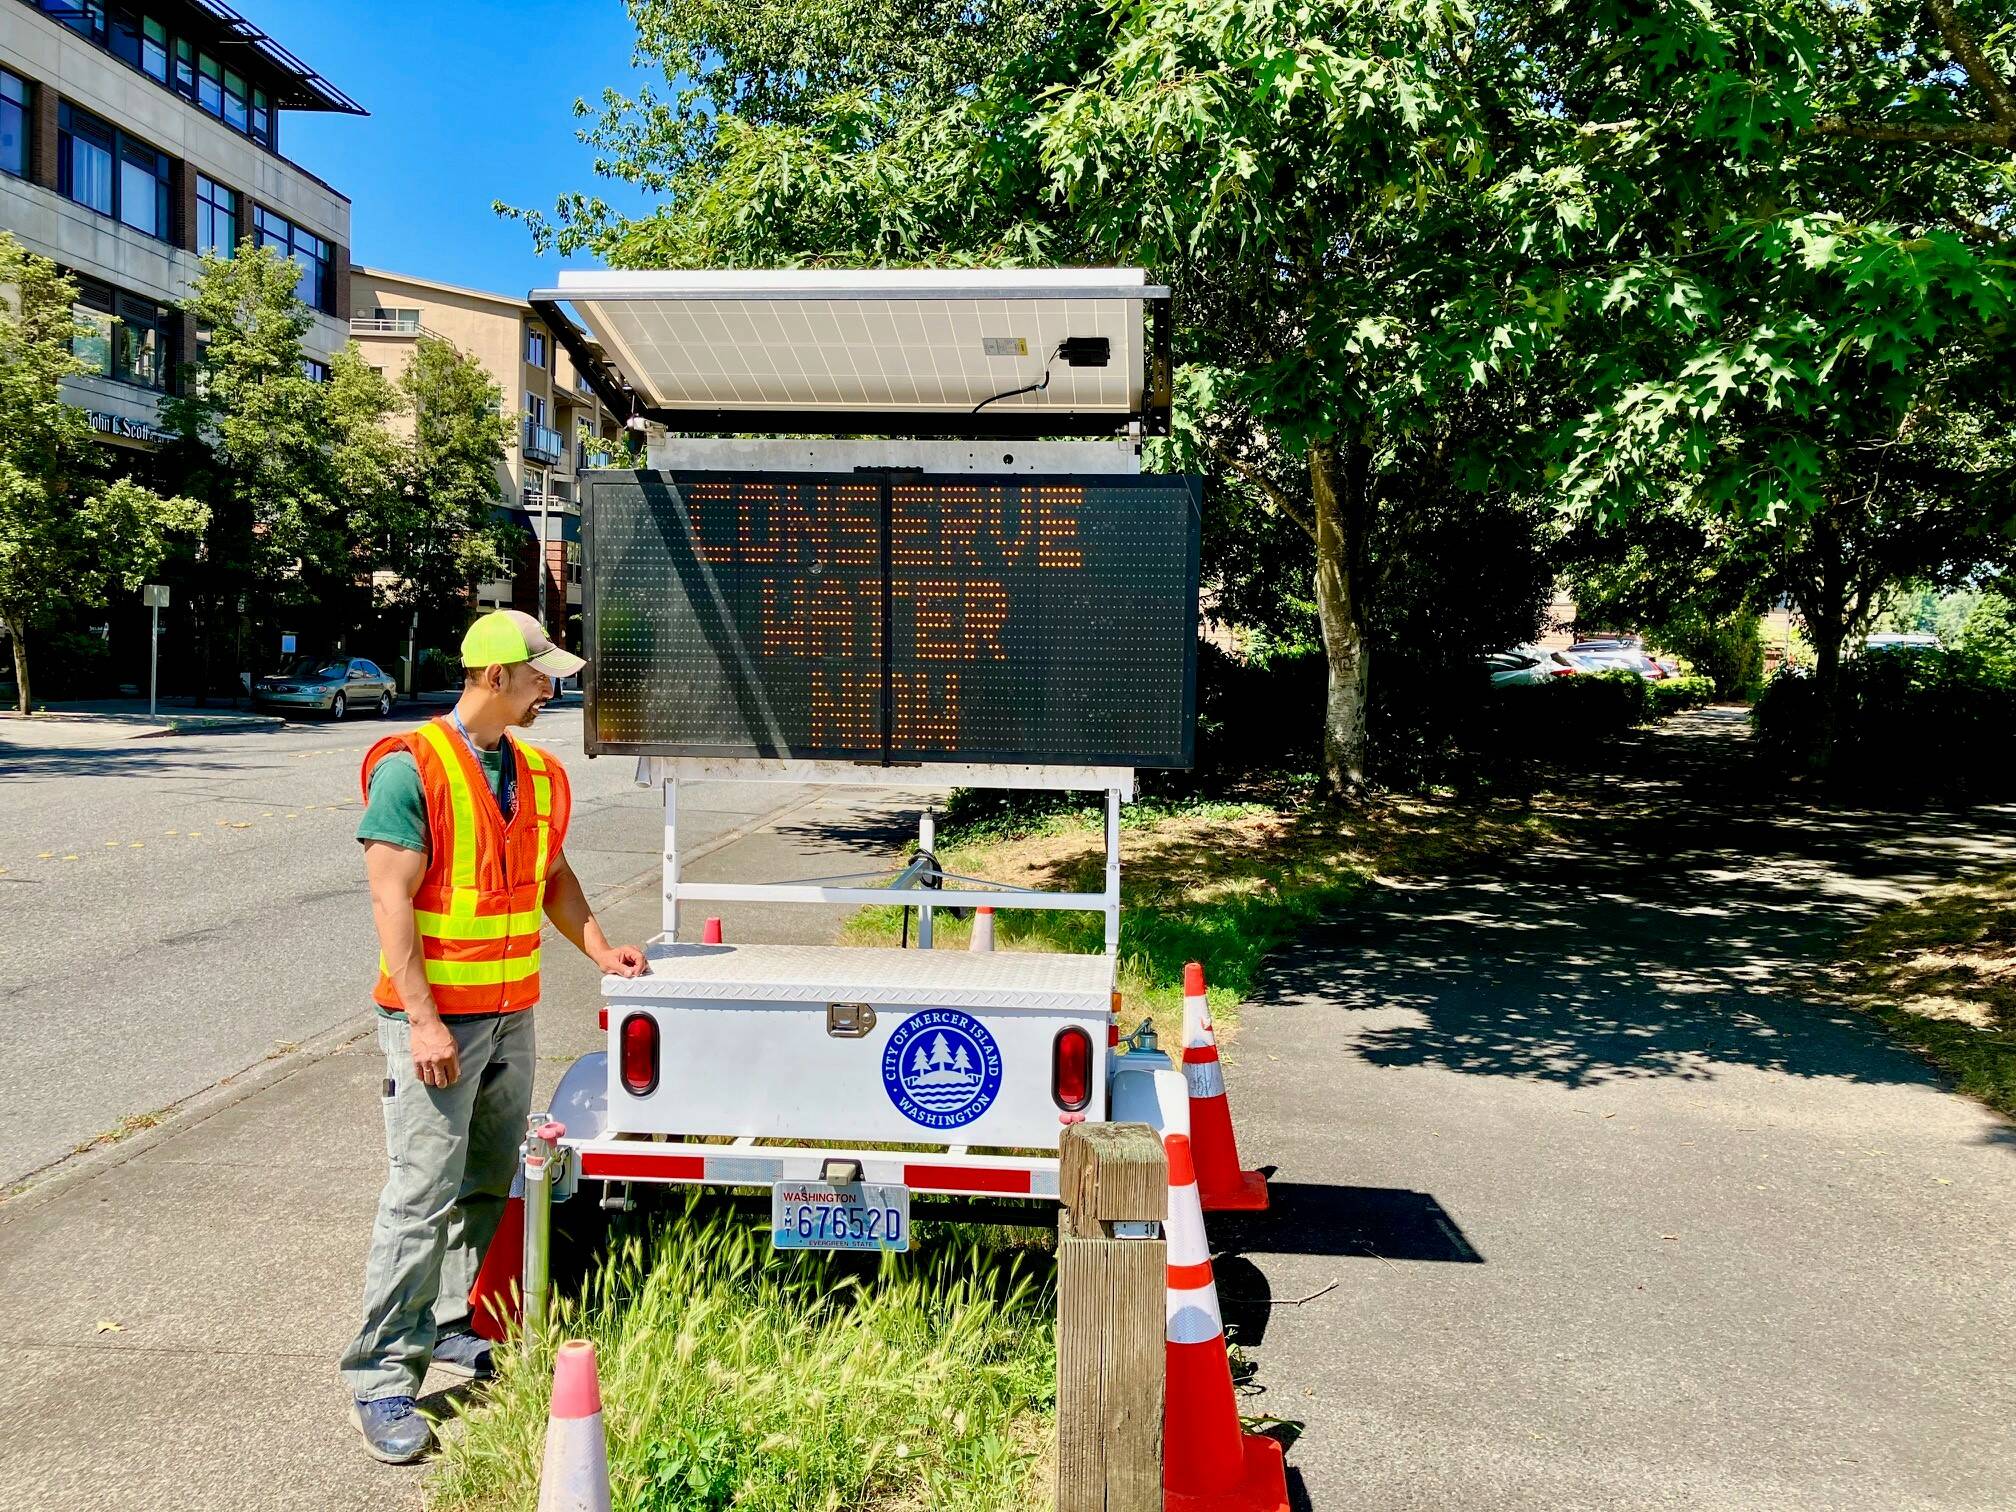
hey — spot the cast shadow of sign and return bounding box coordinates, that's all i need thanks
[1214,1180,1482,1350]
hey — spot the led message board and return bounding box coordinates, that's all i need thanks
[582,471,1201,767]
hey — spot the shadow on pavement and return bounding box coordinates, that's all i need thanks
[1256,708,2016,1099]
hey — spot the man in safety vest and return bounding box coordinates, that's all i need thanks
[340,609,646,1463]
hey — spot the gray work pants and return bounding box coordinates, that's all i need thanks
[339,1009,535,1403]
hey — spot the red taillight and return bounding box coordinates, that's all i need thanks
[598,1006,608,1030]
[1053,1026,1092,1112]
[1550,666,1575,677]
[619,1013,660,1096]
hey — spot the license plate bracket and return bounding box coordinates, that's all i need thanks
[770,1180,911,1252]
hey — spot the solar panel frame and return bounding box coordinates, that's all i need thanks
[532,269,1170,437]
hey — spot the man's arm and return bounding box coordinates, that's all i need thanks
[542,850,648,977]
[363,840,462,1088]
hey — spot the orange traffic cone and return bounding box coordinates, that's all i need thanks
[1162,1133,1289,1512]
[970,905,995,952]
[467,1194,525,1342]
[538,1339,613,1512]
[1181,963,1268,1212]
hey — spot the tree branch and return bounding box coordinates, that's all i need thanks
[1928,0,2016,126]
[1207,441,1317,541]
[1810,117,2014,145]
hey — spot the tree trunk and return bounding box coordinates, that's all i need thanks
[7,619,29,715]
[1311,440,1372,798]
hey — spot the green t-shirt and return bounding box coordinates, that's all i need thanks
[358,741,512,1019]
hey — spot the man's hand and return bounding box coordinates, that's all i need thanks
[595,944,649,978]
[409,1017,461,1088]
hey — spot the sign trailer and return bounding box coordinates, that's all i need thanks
[508,268,1196,1327]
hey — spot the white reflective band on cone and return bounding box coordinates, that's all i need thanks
[1184,1059,1226,1099]
[538,1412,612,1512]
[1166,1283,1227,1345]
[1183,990,1215,1049]
[1154,1067,1191,1140]
[1166,1182,1212,1268]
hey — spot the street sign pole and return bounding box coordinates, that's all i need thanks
[141,585,170,717]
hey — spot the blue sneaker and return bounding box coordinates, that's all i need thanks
[431,1328,496,1381]
[350,1395,431,1464]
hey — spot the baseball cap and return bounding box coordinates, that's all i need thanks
[460,609,586,678]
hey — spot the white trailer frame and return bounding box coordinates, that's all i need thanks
[644,755,1130,979]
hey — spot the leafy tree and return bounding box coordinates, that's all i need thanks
[373,336,518,628]
[0,232,206,712]
[1536,0,2016,730]
[163,247,341,695]
[521,0,2016,789]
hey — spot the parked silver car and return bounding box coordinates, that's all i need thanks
[253,656,397,720]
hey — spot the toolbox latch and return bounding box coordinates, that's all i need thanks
[826,1001,877,1038]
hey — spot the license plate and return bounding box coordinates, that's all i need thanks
[770,1181,910,1252]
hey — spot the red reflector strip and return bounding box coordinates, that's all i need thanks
[579,1151,706,1181]
[1182,1046,1219,1064]
[903,1163,1033,1195]
[1167,1259,1215,1290]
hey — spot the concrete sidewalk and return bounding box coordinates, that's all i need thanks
[1220,711,2016,1511]
[0,786,911,1511]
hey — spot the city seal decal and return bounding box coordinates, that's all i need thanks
[882,1009,1003,1131]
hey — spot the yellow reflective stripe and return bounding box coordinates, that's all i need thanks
[413,906,543,940]
[531,774,552,818]
[422,952,541,987]
[414,723,479,901]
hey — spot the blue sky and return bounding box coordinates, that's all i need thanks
[255,0,658,299]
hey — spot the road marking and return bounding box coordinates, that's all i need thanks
[37,852,52,860]
[130,842,143,849]
[62,855,78,862]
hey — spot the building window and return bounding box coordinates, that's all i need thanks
[142,17,168,81]
[526,327,547,368]
[221,68,248,132]
[527,393,547,426]
[73,280,115,377]
[254,208,332,313]
[43,0,107,43]
[71,277,173,392]
[58,104,170,240]
[197,53,222,115]
[172,38,194,96]
[1,70,27,180]
[196,175,237,256]
[301,358,330,383]
[250,87,271,146]
[358,307,421,332]
[57,104,115,215]
[118,134,170,238]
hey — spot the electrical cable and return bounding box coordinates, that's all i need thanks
[971,344,1063,414]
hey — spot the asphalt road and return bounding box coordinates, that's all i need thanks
[0,700,804,1185]
[1225,709,2016,1510]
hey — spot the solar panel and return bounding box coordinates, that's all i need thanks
[531,269,1165,426]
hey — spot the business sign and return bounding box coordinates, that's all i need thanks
[582,470,1200,766]
[87,411,175,447]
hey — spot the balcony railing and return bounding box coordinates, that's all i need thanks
[521,487,579,515]
[522,419,565,465]
[349,312,422,335]
[579,442,617,470]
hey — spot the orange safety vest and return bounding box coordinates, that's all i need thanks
[359,718,573,1016]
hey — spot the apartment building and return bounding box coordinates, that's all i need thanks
[1,0,359,469]
[349,266,625,649]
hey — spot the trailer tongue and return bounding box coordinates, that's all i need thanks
[502,267,1199,1328]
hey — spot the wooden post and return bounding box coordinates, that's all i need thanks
[1056,1122,1167,1512]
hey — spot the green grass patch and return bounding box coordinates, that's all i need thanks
[429,1201,1056,1511]
[847,795,1550,1047]
[1830,870,2016,1118]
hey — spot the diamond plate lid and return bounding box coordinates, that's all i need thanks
[607,942,1110,1012]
